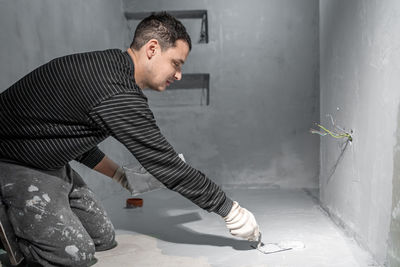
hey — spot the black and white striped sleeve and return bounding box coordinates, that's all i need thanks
[88,92,233,216]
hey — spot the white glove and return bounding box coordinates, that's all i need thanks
[224,201,260,241]
[112,167,133,194]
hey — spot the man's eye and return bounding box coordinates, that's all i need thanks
[173,61,181,71]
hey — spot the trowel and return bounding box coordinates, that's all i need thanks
[252,232,305,254]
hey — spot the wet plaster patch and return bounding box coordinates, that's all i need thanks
[95,233,211,267]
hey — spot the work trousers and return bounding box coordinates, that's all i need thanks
[0,160,116,266]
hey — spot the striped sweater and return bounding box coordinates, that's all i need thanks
[0,49,232,216]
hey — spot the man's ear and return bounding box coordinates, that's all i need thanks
[145,39,159,59]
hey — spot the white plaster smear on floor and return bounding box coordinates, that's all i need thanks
[95,234,211,267]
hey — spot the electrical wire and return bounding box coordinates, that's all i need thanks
[310,123,353,141]
[326,114,347,134]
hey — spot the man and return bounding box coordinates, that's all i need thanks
[0,12,259,266]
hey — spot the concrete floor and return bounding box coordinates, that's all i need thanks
[0,188,379,267]
[93,188,379,267]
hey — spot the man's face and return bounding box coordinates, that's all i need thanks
[146,40,189,91]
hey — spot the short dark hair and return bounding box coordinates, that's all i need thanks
[130,12,192,51]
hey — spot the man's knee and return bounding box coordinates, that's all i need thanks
[69,185,117,252]
[94,227,117,251]
[62,240,96,266]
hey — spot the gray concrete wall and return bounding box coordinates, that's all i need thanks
[319,1,400,265]
[0,0,130,198]
[124,0,320,189]
[0,0,127,90]
[0,1,319,198]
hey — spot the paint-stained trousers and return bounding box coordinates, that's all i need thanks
[0,160,116,267]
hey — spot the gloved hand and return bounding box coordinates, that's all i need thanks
[112,167,133,194]
[224,201,260,241]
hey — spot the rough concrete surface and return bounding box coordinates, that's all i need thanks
[92,188,378,267]
[0,0,320,192]
[95,234,211,267]
[122,0,320,189]
[320,1,400,265]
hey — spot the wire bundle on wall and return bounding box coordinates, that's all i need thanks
[310,114,353,142]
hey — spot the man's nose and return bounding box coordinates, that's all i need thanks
[174,71,182,81]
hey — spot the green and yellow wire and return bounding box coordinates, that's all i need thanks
[310,123,352,141]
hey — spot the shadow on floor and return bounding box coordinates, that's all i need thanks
[116,210,257,251]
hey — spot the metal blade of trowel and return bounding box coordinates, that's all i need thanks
[124,154,186,196]
[251,232,293,255]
